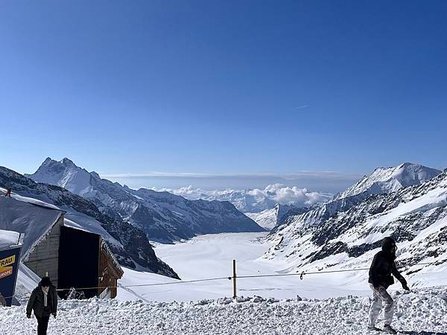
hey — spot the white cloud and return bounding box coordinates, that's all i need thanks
[152,184,332,213]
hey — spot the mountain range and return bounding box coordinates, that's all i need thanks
[3,158,445,285]
[265,163,446,283]
[28,158,264,243]
[0,166,178,278]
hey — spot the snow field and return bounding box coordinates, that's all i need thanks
[118,232,374,303]
[1,288,446,334]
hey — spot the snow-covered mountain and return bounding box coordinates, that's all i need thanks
[265,164,447,283]
[0,166,178,278]
[272,163,442,232]
[334,162,441,200]
[246,204,309,230]
[29,158,264,242]
[157,184,332,213]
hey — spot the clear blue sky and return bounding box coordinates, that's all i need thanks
[1,1,446,191]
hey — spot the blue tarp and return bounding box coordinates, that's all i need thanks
[0,246,22,306]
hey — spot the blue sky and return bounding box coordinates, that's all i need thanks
[1,1,446,191]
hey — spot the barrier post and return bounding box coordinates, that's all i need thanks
[232,259,237,299]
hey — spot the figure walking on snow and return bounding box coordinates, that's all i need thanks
[368,237,410,334]
[26,276,58,335]
[4,188,11,197]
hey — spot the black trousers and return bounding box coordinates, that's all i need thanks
[36,315,50,335]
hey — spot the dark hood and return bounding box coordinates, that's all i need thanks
[39,276,52,287]
[382,237,396,258]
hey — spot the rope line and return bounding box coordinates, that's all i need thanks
[1,262,441,301]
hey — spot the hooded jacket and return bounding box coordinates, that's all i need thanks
[26,280,58,318]
[368,237,407,289]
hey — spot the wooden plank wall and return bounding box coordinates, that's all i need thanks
[98,240,123,298]
[24,215,63,287]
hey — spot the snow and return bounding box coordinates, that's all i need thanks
[3,161,446,333]
[30,157,94,196]
[0,186,60,210]
[0,229,20,249]
[245,209,278,230]
[29,158,265,243]
[0,196,62,259]
[336,163,441,200]
[115,233,380,303]
[1,288,446,334]
[336,183,447,248]
[2,228,446,334]
[266,170,447,291]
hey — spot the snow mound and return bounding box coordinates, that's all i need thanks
[1,288,446,334]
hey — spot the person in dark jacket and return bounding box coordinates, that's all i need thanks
[368,237,410,334]
[26,276,58,335]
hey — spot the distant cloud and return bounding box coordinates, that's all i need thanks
[151,183,333,212]
[261,184,330,205]
[102,171,361,195]
[295,105,309,110]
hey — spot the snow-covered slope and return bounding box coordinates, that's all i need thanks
[31,157,95,196]
[273,163,442,234]
[29,158,264,242]
[246,208,278,230]
[266,170,447,284]
[1,287,446,334]
[0,169,178,278]
[246,204,309,230]
[0,196,62,258]
[335,162,441,200]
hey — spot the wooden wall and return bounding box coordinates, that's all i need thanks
[24,214,63,287]
[98,240,123,298]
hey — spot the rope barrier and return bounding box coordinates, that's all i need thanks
[124,276,231,288]
[1,262,441,302]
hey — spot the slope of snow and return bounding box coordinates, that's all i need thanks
[335,163,441,200]
[14,264,41,301]
[266,172,447,288]
[1,167,178,277]
[0,194,124,257]
[1,288,446,334]
[4,232,446,334]
[245,208,278,230]
[30,157,94,196]
[29,158,263,243]
[114,232,445,304]
[0,196,62,259]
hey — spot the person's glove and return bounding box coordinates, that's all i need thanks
[26,314,31,319]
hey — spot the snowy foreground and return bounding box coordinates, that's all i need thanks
[5,233,447,334]
[1,288,447,334]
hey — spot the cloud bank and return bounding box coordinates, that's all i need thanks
[152,184,333,213]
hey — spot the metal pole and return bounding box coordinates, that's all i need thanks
[232,259,237,299]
